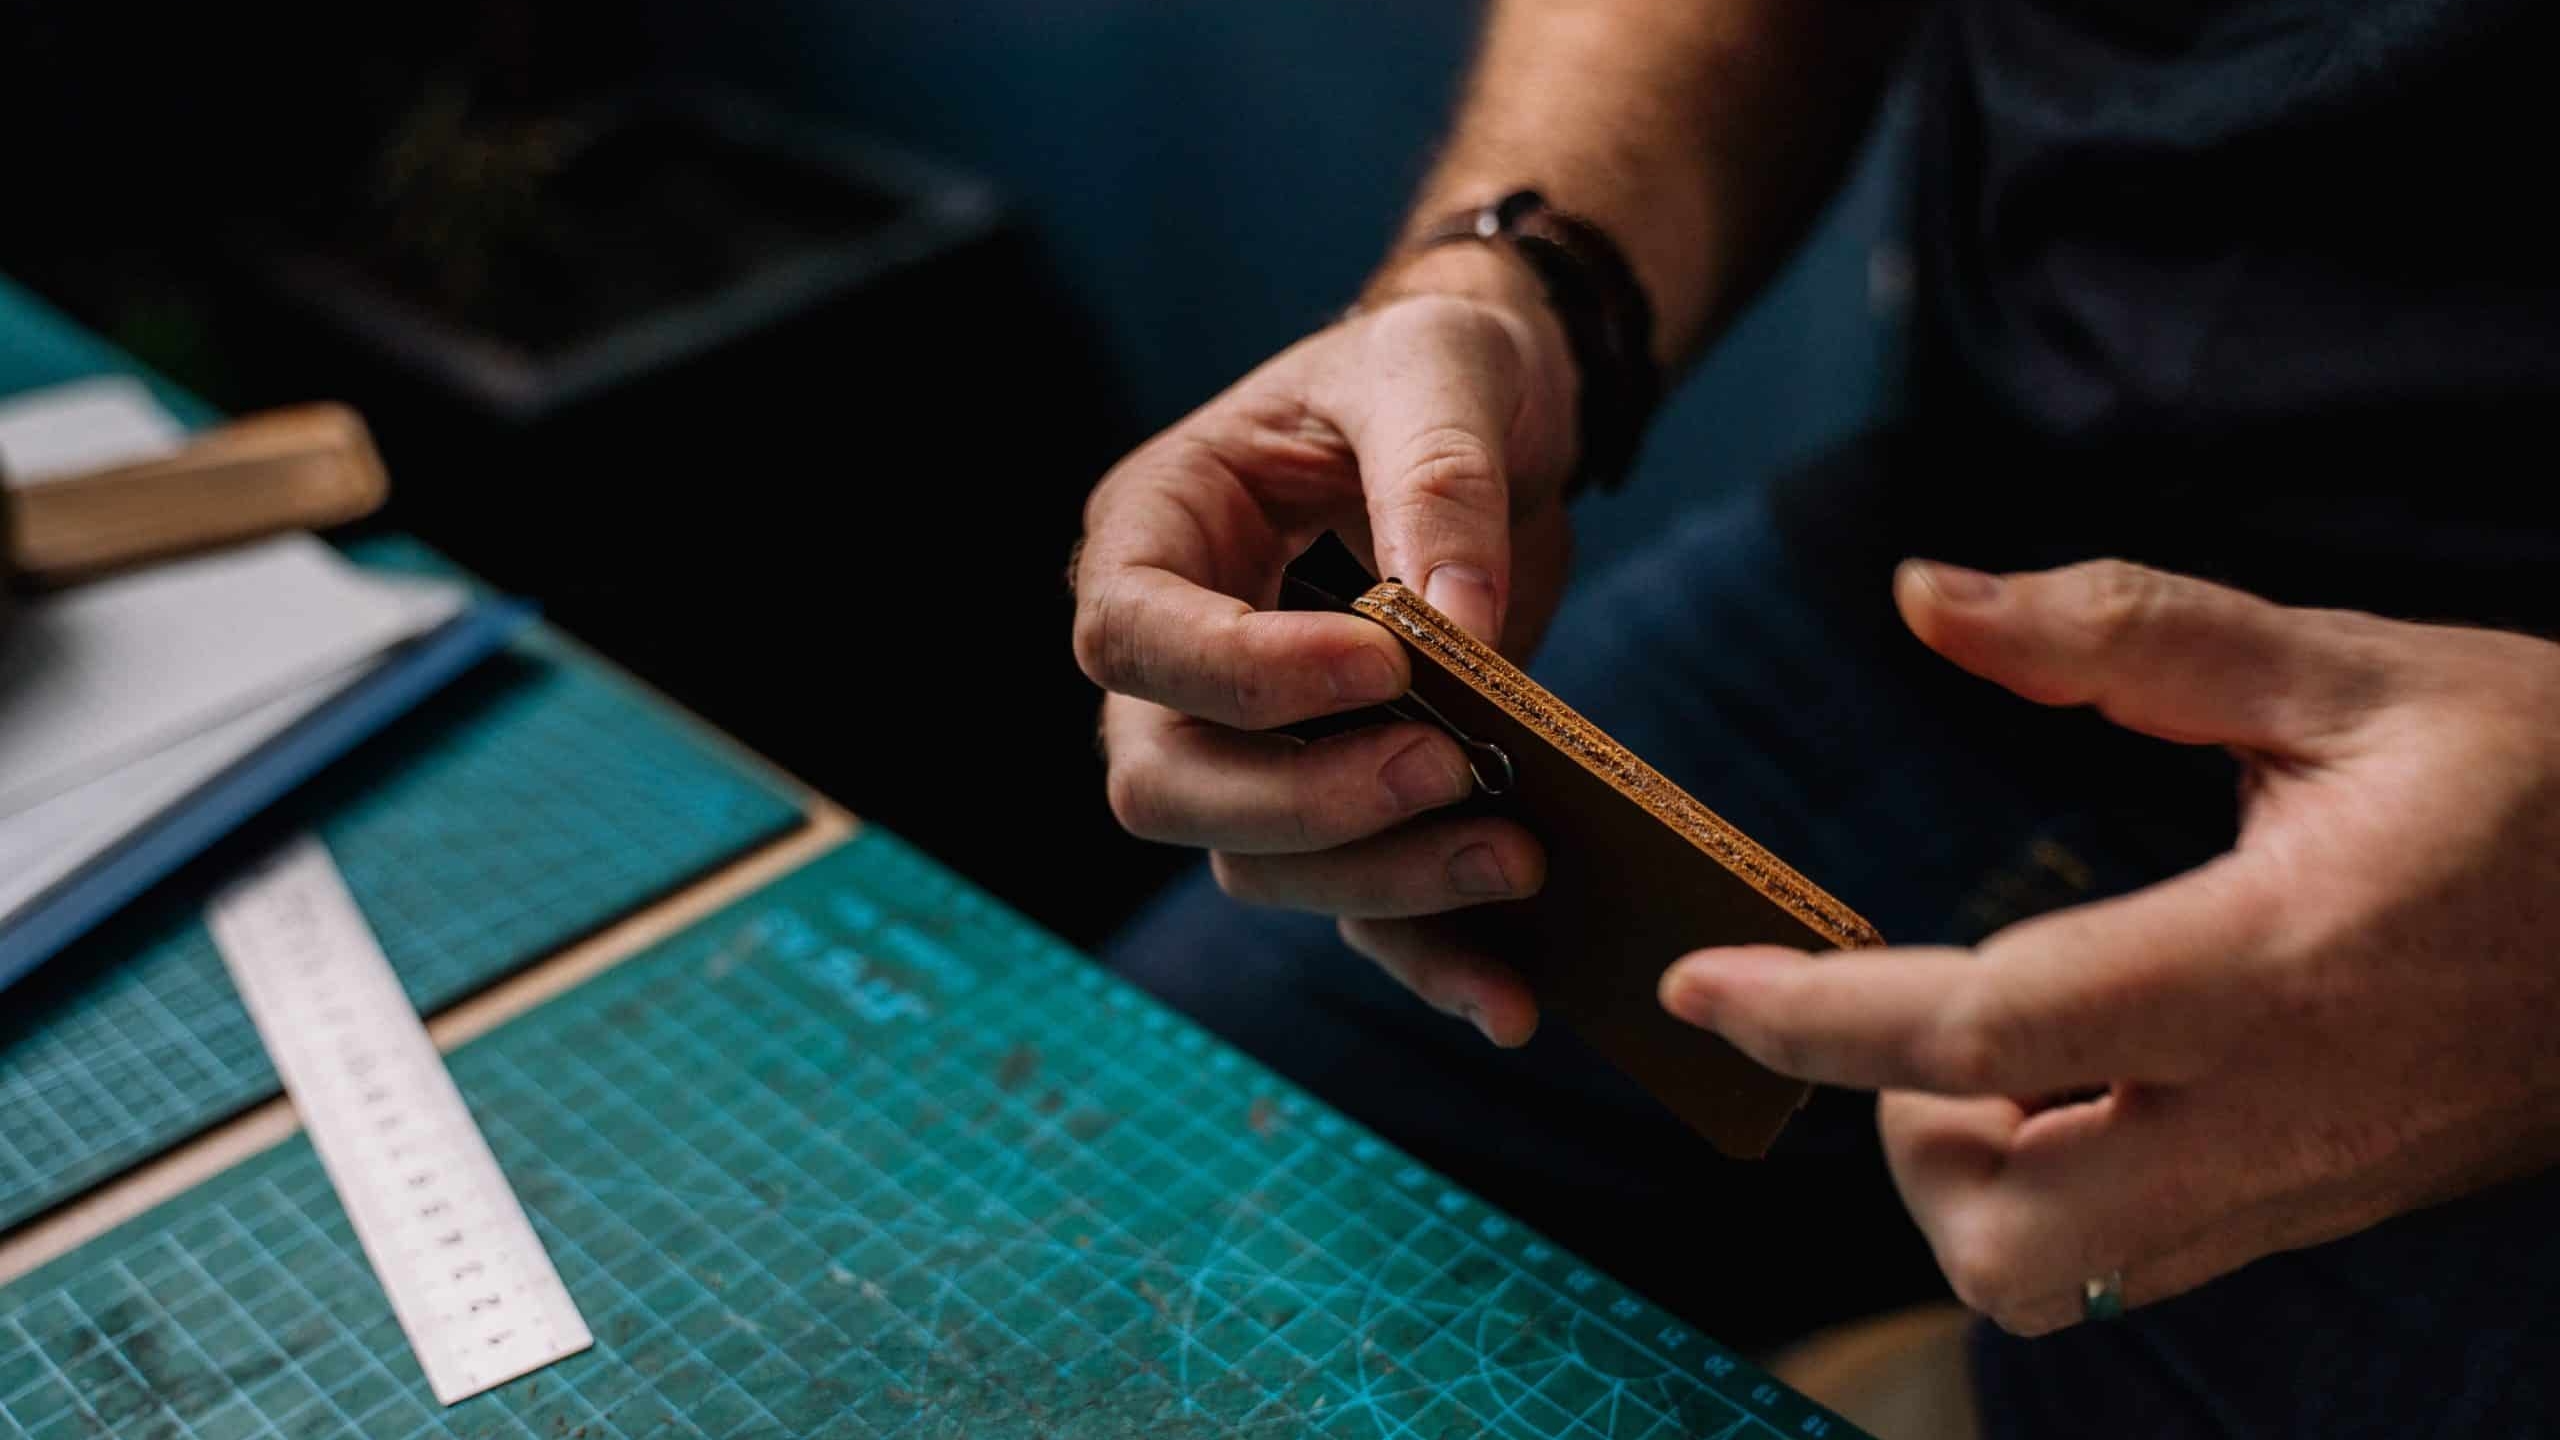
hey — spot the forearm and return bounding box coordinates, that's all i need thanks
[1374,0,1928,365]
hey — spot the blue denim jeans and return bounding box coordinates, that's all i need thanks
[1107,482,2560,1436]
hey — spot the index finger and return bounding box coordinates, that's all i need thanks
[1657,858,2273,1094]
[1073,451,1411,730]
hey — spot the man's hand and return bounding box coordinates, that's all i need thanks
[1659,558,2560,1334]
[1073,247,1577,1046]
[1073,0,1928,1046]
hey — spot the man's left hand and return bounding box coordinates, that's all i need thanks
[1659,557,2560,1334]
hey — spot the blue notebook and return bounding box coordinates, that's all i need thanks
[0,596,532,991]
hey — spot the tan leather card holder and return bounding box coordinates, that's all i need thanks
[1281,535,1882,1157]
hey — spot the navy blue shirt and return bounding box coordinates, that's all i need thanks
[1787,0,2560,639]
[1913,0,2558,444]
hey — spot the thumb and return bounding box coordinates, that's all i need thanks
[1896,557,2387,756]
[1328,298,1543,641]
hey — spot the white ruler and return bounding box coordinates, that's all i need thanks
[208,835,592,1405]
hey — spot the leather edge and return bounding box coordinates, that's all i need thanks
[1352,583,1887,952]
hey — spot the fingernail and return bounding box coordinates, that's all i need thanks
[1658,960,1712,1023]
[1423,564,1501,639]
[1909,559,2000,603]
[1331,645,1401,704]
[1381,738,1472,811]
[1455,1000,1499,1045]
[1667,948,1809,1015]
[1447,843,1515,898]
[1659,949,1773,1022]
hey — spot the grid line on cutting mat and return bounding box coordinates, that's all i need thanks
[0,828,1864,1439]
[0,538,804,1232]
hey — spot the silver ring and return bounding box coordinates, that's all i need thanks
[2081,1269,2126,1323]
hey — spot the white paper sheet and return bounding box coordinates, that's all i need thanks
[0,535,461,818]
[0,374,186,484]
[0,561,460,917]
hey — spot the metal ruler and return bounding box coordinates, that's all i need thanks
[208,835,591,1405]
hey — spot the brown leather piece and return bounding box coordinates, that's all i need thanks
[1283,537,1882,1157]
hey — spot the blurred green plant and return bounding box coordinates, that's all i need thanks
[357,76,598,317]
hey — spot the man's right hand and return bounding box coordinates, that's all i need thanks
[1070,245,1578,1046]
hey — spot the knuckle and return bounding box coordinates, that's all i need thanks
[1103,759,1168,841]
[2069,559,2165,651]
[2312,612,2405,701]
[1919,996,2010,1093]
[1281,794,1324,853]
[1389,427,1505,511]
[1072,580,1141,692]
[1070,594,1114,688]
[1226,655,1277,730]
[1286,746,1362,849]
[1207,850,1263,904]
[1219,618,1311,733]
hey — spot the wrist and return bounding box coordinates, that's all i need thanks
[1361,239,1549,319]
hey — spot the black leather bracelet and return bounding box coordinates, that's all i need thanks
[1414,189,1662,496]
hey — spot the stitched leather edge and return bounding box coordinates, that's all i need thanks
[1354,585,1886,951]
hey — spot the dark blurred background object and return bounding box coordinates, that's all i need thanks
[1,0,1152,943]
[0,0,1917,1357]
[0,0,1900,953]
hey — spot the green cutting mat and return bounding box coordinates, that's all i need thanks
[0,830,1864,1439]
[0,536,804,1231]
